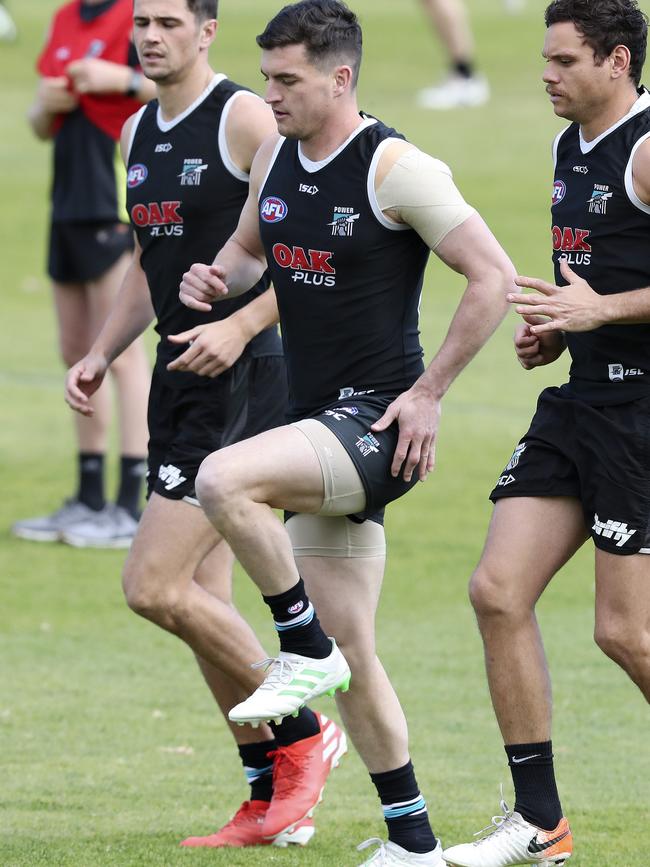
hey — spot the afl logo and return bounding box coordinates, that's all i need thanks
[552,179,566,205]
[128,164,148,189]
[261,196,288,223]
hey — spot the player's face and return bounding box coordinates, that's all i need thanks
[261,44,340,141]
[542,22,615,124]
[133,0,215,84]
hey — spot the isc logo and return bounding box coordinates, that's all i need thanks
[260,196,288,223]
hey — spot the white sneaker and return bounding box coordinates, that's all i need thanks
[11,499,99,542]
[417,74,489,110]
[228,639,351,726]
[357,838,444,865]
[61,504,139,549]
[443,797,572,867]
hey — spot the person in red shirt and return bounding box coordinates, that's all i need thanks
[15,0,154,547]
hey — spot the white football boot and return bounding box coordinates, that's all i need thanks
[228,639,351,726]
[417,74,489,110]
[357,838,444,865]
[443,796,572,867]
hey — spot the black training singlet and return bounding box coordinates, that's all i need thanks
[551,88,650,404]
[127,75,281,385]
[258,117,429,420]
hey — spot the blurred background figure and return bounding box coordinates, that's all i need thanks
[417,0,489,109]
[0,1,17,41]
[12,0,154,548]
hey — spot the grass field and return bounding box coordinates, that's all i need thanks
[2,1,649,865]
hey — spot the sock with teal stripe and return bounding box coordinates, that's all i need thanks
[370,760,438,854]
[263,577,332,658]
[238,741,276,802]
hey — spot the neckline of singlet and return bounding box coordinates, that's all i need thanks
[578,87,650,154]
[297,116,377,174]
[155,73,227,132]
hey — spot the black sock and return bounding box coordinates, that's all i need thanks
[505,741,563,830]
[454,60,475,79]
[77,452,105,511]
[269,707,320,746]
[370,761,438,854]
[263,578,332,658]
[116,455,146,518]
[238,741,276,802]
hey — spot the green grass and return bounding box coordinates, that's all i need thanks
[2,1,649,864]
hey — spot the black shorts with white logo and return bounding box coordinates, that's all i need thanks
[48,221,134,283]
[310,392,420,523]
[490,386,650,555]
[147,355,288,502]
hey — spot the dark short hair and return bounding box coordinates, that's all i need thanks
[545,0,648,85]
[257,0,363,87]
[186,0,217,22]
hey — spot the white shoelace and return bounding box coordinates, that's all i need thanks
[472,787,516,845]
[250,656,297,691]
[357,837,387,861]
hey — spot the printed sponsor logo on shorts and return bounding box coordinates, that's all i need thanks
[324,410,349,421]
[356,432,380,457]
[338,388,375,400]
[127,163,148,188]
[158,463,187,491]
[505,443,526,471]
[288,602,304,614]
[592,514,637,547]
[333,406,359,415]
[497,474,516,487]
[608,363,644,382]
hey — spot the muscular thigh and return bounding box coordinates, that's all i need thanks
[479,496,589,606]
[125,492,221,588]
[595,548,650,633]
[52,280,91,362]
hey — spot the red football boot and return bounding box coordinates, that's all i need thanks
[263,712,348,839]
[180,799,315,848]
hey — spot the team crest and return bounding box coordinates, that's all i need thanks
[552,180,566,206]
[86,39,105,58]
[587,183,612,215]
[261,196,288,223]
[328,206,360,236]
[127,164,148,188]
[179,159,208,186]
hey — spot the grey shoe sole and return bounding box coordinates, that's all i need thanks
[11,526,61,542]
[61,532,134,550]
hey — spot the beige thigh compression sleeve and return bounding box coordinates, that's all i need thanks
[289,419,386,557]
[286,512,386,558]
[291,418,366,516]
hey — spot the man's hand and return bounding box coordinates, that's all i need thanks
[37,76,78,113]
[65,354,108,415]
[166,320,247,377]
[371,384,440,482]
[179,263,229,312]
[514,314,565,369]
[66,58,129,95]
[509,258,606,334]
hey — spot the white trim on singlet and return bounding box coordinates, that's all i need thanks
[297,116,377,173]
[258,136,286,201]
[552,126,570,170]
[155,73,227,132]
[126,104,147,162]
[218,90,261,182]
[624,130,650,214]
[367,136,411,231]
[578,89,650,154]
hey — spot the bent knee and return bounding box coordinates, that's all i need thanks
[195,451,241,512]
[594,619,649,665]
[469,562,529,621]
[122,560,180,625]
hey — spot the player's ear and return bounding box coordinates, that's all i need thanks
[200,18,217,49]
[332,64,353,96]
[609,43,631,79]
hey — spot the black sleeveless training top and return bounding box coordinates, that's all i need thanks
[551,89,650,404]
[258,118,430,420]
[127,75,281,386]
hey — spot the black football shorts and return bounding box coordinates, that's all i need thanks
[490,386,650,555]
[147,355,288,503]
[48,221,134,283]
